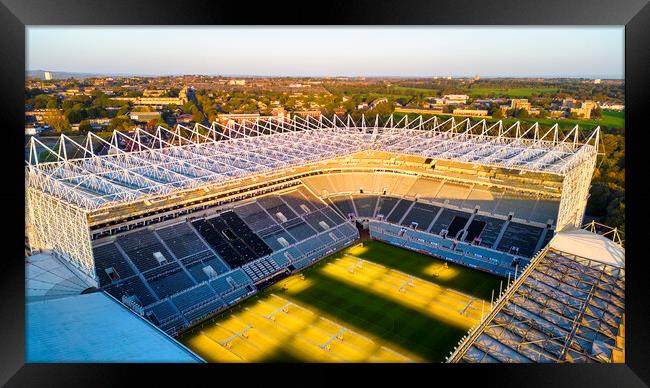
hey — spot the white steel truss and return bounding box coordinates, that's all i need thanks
[26,114,600,214]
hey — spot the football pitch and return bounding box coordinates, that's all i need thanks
[179,240,503,362]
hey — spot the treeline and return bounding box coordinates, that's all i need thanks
[586,128,625,234]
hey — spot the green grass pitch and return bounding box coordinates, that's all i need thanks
[181,239,504,362]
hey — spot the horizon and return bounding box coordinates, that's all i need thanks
[26,70,624,80]
[27,27,624,79]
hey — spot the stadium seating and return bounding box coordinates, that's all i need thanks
[241,257,283,283]
[145,300,180,326]
[369,220,528,277]
[279,189,320,215]
[328,196,356,218]
[144,262,195,300]
[259,228,298,252]
[495,190,537,220]
[435,181,472,208]
[104,275,158,307]
[385,199,413,223]
[302,210,334,232]
[352,195,379,218]
[117,229,174,273]
[177,249,229,282]
[406,176,444,200]
[376,196,400,218]
[496,223,545,257]
[530,199,560,225]
[283,219,318,241]
[191,212,273,268]
[232,202,279,233]
[155,222,210,260]
[171,284,224,320]
[462,187,502,213]
[429,208,472,237]
[466,215,505,248]
[93,243,135,287]
[399,202,441,231]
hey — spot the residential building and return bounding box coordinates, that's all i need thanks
[510,99,532,112]
[25,109,63,122]
[570,100,598,119]
[435,94,469,105]
[293,110,321,119]
[395,107,444,115]
[128,111,162,123]
[142,90,167,97]
[369,98,388,109]
[562,98,577,109]
[112,96,188,107]
[452,108,489,117]
[600,102,625,111]
[217,113,261,126]
[270,107,290,122]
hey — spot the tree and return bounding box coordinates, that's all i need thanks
[78,120,93,133]
[64,108,84,124]
[192,110,206,124]
[592,107,603,118]
[46,99,58,109]
[109,115,135,132]
[537,109,549,119]
[491,108,504,119]
[45,113,71,133]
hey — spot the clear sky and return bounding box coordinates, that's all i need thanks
[27,26,624,78]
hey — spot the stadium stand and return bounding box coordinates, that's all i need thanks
[369,220,528,277]
[86,183,361,336]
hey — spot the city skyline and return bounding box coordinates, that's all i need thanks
[27,26,624,79]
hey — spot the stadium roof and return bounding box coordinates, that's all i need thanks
[26,251,95,303]
[26,291,203,362]
[26,114,600,211]
[447,227,625,363]
[549,227,624,268]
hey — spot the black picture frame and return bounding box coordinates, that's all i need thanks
[1,0,648,386]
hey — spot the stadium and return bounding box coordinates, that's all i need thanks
[25,114,625,363]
